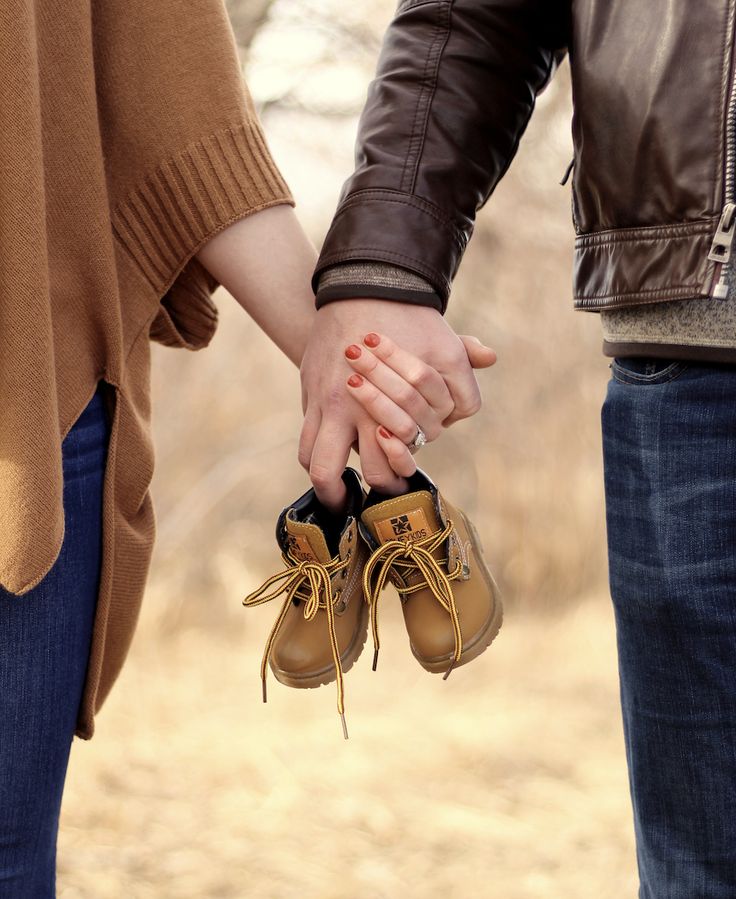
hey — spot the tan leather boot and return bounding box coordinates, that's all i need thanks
[243,468,369,737]
[359,469,502,677]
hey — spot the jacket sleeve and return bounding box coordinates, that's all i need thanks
[94,0,294,350]
[313,0,568,313]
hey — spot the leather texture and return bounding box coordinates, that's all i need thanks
[269,470,370,687]
[360,470,502,672]
[314,0,735,313]
[270,517,369,682]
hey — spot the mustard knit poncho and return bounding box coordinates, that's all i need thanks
[0,0,293,737]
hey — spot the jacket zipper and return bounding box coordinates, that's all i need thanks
[709,204,736,297]
[708,0,736,298]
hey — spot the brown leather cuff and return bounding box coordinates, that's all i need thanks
[313,189,470,314]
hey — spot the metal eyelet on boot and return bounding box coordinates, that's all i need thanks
[335,589,348,614]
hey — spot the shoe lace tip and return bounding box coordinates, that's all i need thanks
[340,713,349,741]
[442,659,456,681]
[262,680,268,703]
[372,649,379,672]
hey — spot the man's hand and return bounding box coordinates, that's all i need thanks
[299,298,495,512]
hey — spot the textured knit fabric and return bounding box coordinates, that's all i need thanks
[317,262,443,311]
[600,262,736,361]
[0,0,293,738]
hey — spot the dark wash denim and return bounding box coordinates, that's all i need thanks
[602,357,736,897]
[0,383,109,896]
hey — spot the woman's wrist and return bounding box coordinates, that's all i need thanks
[195,204,318,366]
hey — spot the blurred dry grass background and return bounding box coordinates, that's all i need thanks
[58,1,636,895]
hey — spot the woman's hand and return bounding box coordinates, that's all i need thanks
[344,331,497,480]
[195,210,495,508]
[300,299,492,511]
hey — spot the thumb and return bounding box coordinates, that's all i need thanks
[459,334,497,369]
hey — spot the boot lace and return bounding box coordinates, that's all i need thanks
[362,520,463,678]
[243,549,350,738]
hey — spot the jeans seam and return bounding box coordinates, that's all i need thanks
[611,362,689,386]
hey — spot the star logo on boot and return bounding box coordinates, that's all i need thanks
[390,515,412,536]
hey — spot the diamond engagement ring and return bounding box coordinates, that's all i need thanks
[407,425,427,453]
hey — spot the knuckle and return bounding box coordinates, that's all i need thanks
[308,463,336,491]
[457,396,482,419]
[407,365,431,390]
[297,428,313,471]
[395,383,418,407]
[297,446,311,471]
[468,395,483,415]
[444,344,470,369]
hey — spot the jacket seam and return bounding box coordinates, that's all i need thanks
[479,31,558,210]
[400,0,453,194]
[575,285,703,305]
[334,188,465,247]
[575,222,716,248]
[577,219,716,242]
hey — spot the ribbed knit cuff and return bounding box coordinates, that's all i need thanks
[113,120,294,349]
[315,262,444,312]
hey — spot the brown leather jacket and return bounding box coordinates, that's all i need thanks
[313,0,736,313]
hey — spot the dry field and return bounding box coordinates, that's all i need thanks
[59,593,638,898]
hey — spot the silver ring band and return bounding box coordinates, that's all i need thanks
[407,425,427,453]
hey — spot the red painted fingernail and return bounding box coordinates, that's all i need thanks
[364,332,380,348]
[347,374,363,388]
[378,427,393,439]
[345,344,361,360]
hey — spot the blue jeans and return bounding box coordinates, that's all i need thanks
[602,358,736,898]
[0,384,109,896]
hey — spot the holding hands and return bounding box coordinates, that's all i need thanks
[299,299,496,510]
[193,206,495,503]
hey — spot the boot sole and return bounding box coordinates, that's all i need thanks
[412,511,504,674]
[270,599,370,690]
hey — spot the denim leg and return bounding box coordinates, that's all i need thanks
[602,360,736,898]
[0,385,109,897]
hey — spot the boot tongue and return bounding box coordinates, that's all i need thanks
[284,513,332,564]
[361,490,440,546]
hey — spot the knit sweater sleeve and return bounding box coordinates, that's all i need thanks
[94,0,294,350]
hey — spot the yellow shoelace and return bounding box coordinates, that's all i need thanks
[242,550,350,738]
[362,520,464,679]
